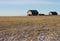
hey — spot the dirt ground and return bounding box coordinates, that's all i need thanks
[0,16,60,41]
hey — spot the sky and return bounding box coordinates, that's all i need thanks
[0,0,60,16]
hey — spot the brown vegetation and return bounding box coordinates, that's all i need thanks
[0,16,60,41]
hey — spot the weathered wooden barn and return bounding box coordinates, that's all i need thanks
[49,12,58,15]
[27,10,38,16]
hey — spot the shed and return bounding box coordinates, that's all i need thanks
[49,12,58,15]
[39,14,45,16]
[27,10,38,16]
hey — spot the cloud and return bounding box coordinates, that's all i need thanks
[0,0,60,5]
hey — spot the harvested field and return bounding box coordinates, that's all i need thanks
[0,16,60,41]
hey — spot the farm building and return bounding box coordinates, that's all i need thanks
[27,10,38,16]
[49,12,58,15]
[39,14,45,16]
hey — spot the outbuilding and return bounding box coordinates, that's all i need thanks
[39,14,45,16]
[27,10,38,16]
[49,11,58,15]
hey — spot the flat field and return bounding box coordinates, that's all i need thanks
[0,16,60,41]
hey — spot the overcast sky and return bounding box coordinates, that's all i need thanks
[0,0,60,16]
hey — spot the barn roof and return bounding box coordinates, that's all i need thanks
[28,10,38,13]
[49,12,57,13]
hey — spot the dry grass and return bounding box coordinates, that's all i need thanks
[0,16,60,41]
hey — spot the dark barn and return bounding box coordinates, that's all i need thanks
[49,12,58,15]
[27,10,38,16]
